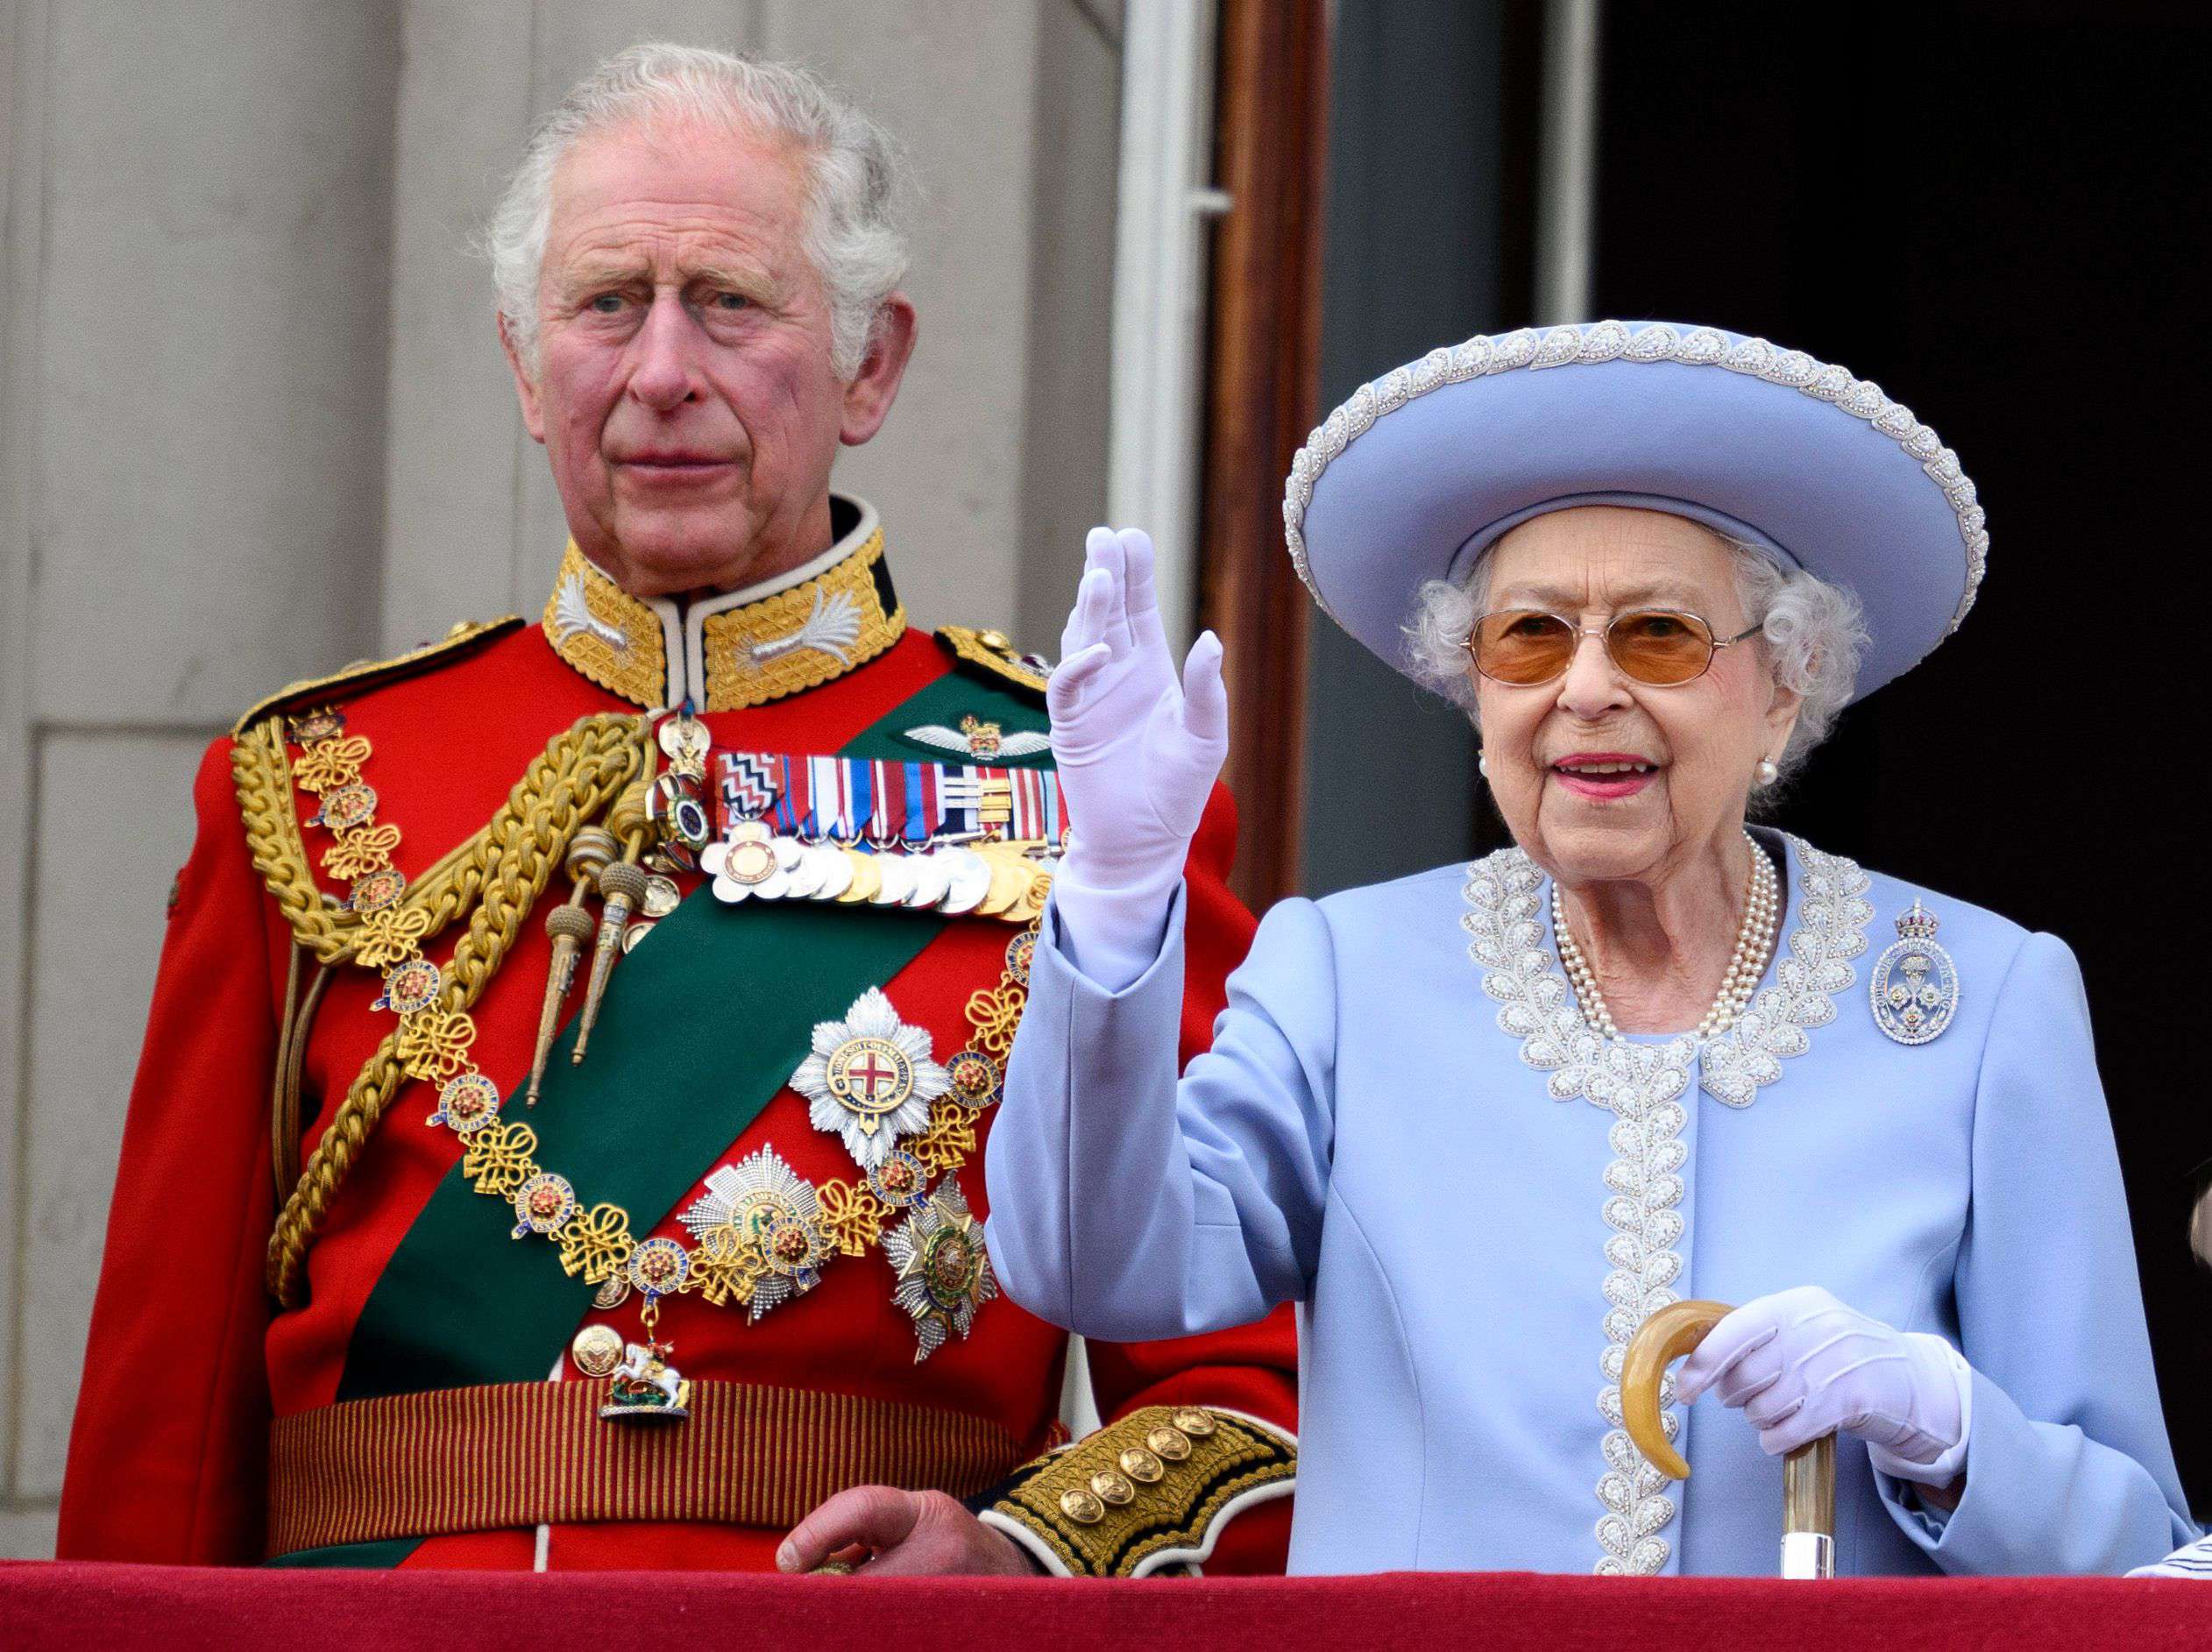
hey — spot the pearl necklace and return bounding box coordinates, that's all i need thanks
[1550,831,1781,1045]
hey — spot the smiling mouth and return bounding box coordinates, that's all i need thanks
[1549,757,1660,799]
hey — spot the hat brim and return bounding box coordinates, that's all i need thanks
[1287,323,1986,702]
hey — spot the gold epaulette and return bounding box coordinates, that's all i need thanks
[230,616,525,736]
[936,625,1051,703]
[986,1406,1296,1577]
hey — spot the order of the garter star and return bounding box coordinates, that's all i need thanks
[791,988,953,1171]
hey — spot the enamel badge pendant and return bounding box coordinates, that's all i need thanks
[1870,899,1957,1045]
[791,989,951,1171]
[883,1178,997,1362]
[598,1336,692,1421]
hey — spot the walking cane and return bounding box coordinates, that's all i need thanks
[1622,1300,1838,1580]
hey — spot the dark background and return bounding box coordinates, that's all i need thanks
[1305,0,2212,1512]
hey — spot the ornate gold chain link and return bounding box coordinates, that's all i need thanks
[243,709,644,1305]
[251,701,1049,1334]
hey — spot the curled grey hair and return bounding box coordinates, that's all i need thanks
[486,43,911,379]
[1403,530,1868,779]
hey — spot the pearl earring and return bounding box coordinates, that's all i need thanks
[1756,759,1780,786]
[1477,754,1490,778]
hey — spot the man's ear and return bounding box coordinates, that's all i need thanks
[839,294,918,447]
[499,310,548,444]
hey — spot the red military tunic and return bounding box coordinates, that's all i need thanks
[58,499,1295,1573]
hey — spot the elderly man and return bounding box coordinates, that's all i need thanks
[57,44,1295,1577]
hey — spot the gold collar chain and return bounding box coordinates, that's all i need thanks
[542,500,906,712]
[284,709,1031,1379]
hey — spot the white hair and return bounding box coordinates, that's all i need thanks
[486,42,911,379]
[1403,527,1868,780]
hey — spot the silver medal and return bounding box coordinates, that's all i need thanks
[938,847,993,915]
[804,842,854,900]
[869,852,917,905]
[904,849,953,909]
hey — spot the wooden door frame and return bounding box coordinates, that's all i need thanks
[1195,0,1331,911]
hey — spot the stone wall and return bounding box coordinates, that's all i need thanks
[0,0,1123,1558]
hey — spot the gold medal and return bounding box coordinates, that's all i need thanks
[975,847,1029,917]
[836,847,882,904]
[642,874,681,918]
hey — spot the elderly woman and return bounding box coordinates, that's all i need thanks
[984,321,2194,1577]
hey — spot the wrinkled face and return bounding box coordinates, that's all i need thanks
[502,116,908,597]
[1471,507,1801,885]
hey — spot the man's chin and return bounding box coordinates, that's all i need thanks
[597,514,769,598]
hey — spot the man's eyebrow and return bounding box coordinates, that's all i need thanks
[551,256,649,295]
[685,259,768,285]
[549,255,778,298]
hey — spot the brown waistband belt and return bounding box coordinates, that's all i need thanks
[266,1378,1029,1557]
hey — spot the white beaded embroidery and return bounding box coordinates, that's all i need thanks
[1283,320,1989,634]
[1457,835,1872,1575]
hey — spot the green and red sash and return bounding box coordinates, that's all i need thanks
[271,668,1048,1568]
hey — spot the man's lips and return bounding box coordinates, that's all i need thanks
[613,454,741,486]
[1549,750,1660,801]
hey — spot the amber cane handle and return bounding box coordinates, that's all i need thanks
[1621,1299,1837,1580]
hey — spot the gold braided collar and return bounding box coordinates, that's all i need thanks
[541,497,905,711]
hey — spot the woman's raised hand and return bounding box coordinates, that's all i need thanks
[1046,528,1229,989]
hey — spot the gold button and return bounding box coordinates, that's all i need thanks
[1118,1447,1165,1484]
[1059,1489,1105,1525]
[1146,1425,1192,1461]
[978,629,1011,652]
[1172,1407,1216,1436]
[570,1322,624,1377]
[1089,1470,1136,1507]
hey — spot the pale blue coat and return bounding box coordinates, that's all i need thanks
[984,832,2196,1576]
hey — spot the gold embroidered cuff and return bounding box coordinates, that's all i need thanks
[983,1406,1295,1578]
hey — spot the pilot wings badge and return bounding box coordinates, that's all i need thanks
[1869,899,1958,1046]
[904,714,1052,762]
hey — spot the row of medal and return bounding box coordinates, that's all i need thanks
[703,826,1056,920]
[644,720,1066,926]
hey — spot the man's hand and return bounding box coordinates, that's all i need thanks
[777,1486,1039,1577]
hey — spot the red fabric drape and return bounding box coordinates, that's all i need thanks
[4,1563,2208,1651]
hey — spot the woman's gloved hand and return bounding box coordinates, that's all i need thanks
[1677,1285,1973,1487]
[1046,527,1230,991]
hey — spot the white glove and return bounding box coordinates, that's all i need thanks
[1677,1285,1973,1486]
[1046,527,1230,992]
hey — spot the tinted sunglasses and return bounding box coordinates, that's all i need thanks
[1469,609,1762,687]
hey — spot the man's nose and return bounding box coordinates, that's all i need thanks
[627,292,704,410]
[1556,627,1631,719]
